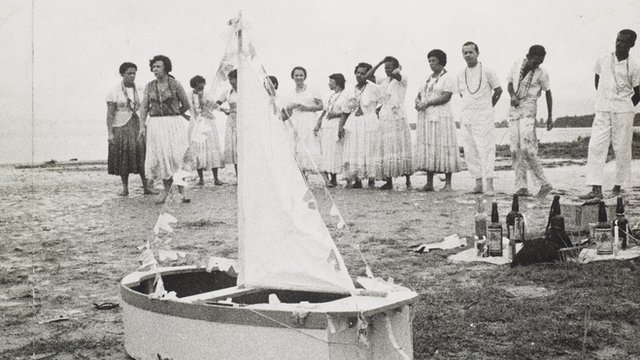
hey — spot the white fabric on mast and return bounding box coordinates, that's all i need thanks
[235,19,354,293]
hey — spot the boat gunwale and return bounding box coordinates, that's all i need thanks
[120,267,419,329]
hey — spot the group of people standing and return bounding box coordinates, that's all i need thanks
[284,44,549,195]
[106,55,239,203]
[106,29,639,202]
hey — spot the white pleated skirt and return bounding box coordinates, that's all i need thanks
[189,116,225,170]
[145,115,190,180]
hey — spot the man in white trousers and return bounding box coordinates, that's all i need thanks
[581,29,640,201]
[457,41,503,194]
[507,45,554,199]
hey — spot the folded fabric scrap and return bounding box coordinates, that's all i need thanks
[577,246,640,264]
[411,234,467,253]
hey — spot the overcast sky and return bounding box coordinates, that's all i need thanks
[1,0,638,164]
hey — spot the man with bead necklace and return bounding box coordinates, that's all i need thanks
[506,44,554,199]
[457,41,503,194]
[581,29,640,201]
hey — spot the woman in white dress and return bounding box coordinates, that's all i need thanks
[139,55,192,203]
[215,69,238,176]
[366,56,413,190]
[314,73,347,187]
[284,66,324,176]
[189,75,224,186]
[340,62,382,189]
[414,49,461,191]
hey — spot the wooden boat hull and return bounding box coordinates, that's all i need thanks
[121,266,418,360]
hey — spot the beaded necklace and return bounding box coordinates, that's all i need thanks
[610,52,630,92]
[327,90,343,113]
[425,69,447,95]
[191,92,204,117]
[464,62,483,95]
[515,60,535,99]
[121,82,139,113]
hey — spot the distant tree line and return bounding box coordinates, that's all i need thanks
[494,113,640,128]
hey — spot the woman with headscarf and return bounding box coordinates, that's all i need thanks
[139,55,192,203]
[367,56,413,190]
[414,49,461,191]
[106,62,155,196]
[314,73,347,187]
[189,75,224,186]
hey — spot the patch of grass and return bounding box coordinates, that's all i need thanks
[0,336,121,359]
[410,258,640,359]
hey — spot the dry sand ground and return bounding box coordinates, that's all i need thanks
[1,158,640,359]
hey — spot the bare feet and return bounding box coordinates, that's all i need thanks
[143,188,159,195]
[118,190,129,197]
[441,184,453,192]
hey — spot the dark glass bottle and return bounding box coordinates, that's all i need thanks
[548,195,565,232]
[506,194,525,243]
[595,201,613,255]
[487,202,503,257]
[613,197,628,250]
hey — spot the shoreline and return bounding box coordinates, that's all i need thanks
[10,133,639,170]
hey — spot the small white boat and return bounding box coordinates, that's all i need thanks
[121,14,419,360]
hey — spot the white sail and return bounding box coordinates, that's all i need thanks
[233,18,355,293]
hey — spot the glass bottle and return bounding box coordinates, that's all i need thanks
[595,201,613,255]
[487,202,503,257]
[506,194,525,243]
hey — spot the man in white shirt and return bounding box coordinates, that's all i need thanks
[581,29,640,200]
[457,42,503,194]
[507,45,554,199]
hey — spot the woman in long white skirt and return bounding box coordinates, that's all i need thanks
[414,49,461,191]
[314,73,348,187]
[139,55,192,203]
[340,62,382,189]
[188,75,224,185]
[366,56,413,190]
[215,69,239,176]
[283,66,324,177]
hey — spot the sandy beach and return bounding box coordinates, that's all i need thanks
[1,156,640,359]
